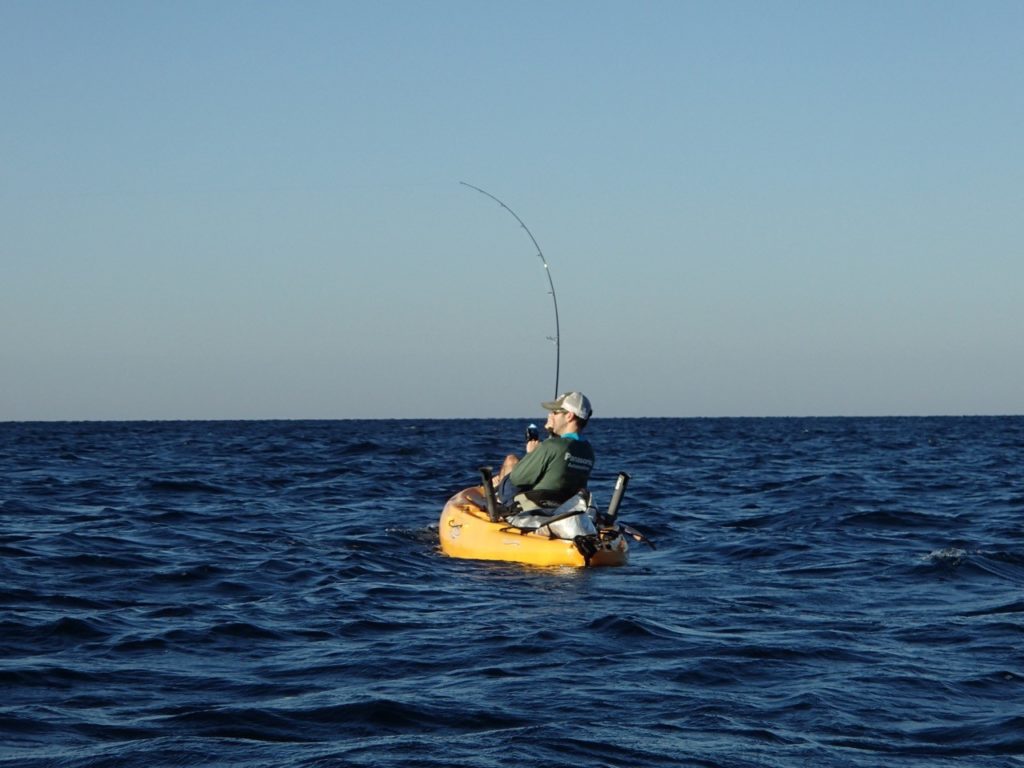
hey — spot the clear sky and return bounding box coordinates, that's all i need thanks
[2,1,1021,420]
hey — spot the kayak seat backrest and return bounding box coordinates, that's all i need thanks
[505,492,598,539]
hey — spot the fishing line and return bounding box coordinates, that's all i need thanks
[460,181,561,399]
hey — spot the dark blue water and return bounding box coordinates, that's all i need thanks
[2,417,1023,767]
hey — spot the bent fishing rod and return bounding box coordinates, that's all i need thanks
[460,181,561,399]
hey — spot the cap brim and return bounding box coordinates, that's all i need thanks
[540,400,561,411]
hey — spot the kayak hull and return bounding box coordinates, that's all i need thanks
[439,486,629,568]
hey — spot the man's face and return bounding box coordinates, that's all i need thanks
[545,409,572,436]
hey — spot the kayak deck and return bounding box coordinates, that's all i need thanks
[439,486,629,568]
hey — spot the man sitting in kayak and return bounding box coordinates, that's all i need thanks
[494,391,595,510]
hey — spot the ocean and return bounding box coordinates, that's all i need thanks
[2,417,1022,767]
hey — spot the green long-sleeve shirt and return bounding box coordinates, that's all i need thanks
[508,434,595,503]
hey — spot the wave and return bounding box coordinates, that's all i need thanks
[156,698,533,743]
[138,478,233,494]
[4,417,1024,768]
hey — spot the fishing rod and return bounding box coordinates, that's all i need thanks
[460,181,561,399]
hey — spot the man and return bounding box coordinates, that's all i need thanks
[495,391,595,509]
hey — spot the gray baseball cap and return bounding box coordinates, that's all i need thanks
[541,391,593,421]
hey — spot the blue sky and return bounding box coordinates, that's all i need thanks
[2,1,1021,420]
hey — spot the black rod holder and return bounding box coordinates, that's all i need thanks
[478,466,502,522]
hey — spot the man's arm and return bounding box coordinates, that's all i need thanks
[508,440,553,488]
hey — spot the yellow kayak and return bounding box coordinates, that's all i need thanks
[439,485,629,568]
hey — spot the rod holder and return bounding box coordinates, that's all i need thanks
[605,472,630,523]
[478,466,502,522]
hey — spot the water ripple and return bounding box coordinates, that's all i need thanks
[1,417,1023,767]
